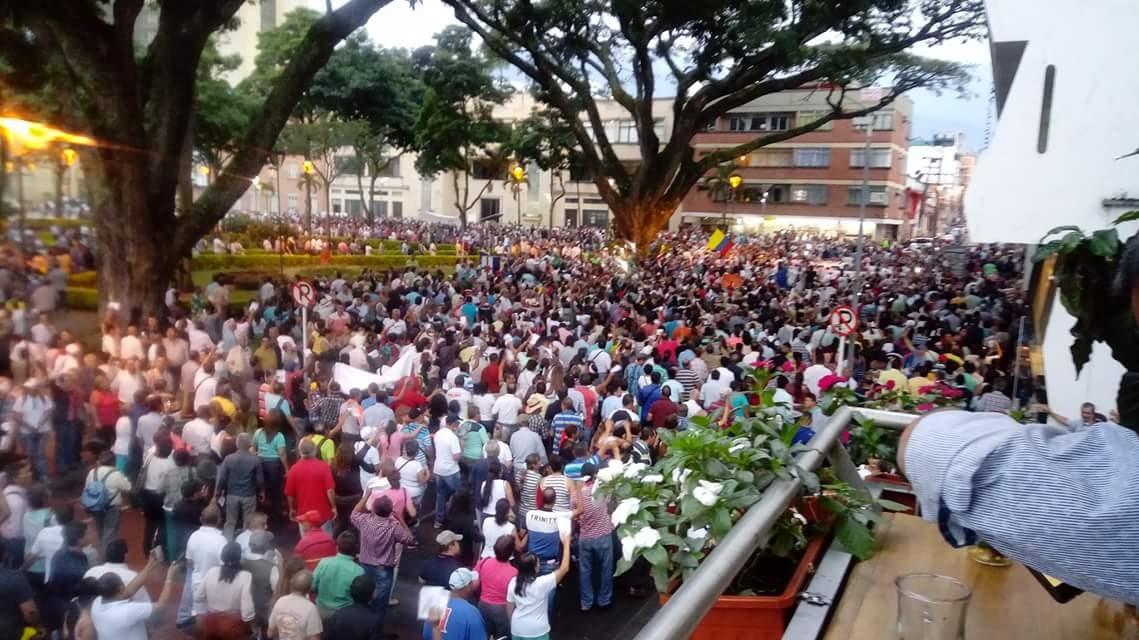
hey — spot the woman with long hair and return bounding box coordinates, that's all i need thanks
[506,535,571,640]
[480,498,523,560]
[441,486,480,566]
[253,410,290,523]
[331,442,362,534]
[195,542,255,625]
[479,460,516,519]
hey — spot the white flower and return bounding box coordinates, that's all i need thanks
[641,474,663,485]
[671,467,692,486]
[623,462,647,479]
[687,526,709,540]
[621,535,636,562]
[790,508,808,526]
[692,479,724,507]
[611,497,642,527]
[730,437,750,454]
[595,466,620,486]
[632,526,661,550]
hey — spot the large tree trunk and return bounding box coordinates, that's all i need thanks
[177,123,193,216]
[53,160,65,219]
[90,149,176,323]
[614,203,670,260]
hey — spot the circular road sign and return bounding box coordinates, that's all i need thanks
[291,280,316,307]
[829,305,858,337]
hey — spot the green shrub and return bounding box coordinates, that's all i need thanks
[68,271,97,287]
[190,254,465,271]
[0,217,88,231]
[64,287,99,310]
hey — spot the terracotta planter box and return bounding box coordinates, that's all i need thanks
[660,534,828,640]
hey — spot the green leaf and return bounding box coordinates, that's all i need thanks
[1061,230,1085,252]
[615,556,634,576]
[876,498,911,512]
[1039,225,1082,243]
[703,457,730,477]
[725,491,761,510]
[753,470,776,489]
[711,507,733,539]
[1071,332,1093,375]
[643,544,668,567]
[658,532,685,548]
[735,470,754,485]
[1114,210,1139,225]
[650,564,670,593]
[834,516,876,560]
[1032,241,1064,263]
[1089,228,1121,257]
[801,470,820,495]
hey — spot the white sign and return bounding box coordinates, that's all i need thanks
[290,280,316,306]
[829,306,858,337]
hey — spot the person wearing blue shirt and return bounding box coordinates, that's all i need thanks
[460,299,478,328]
[423,568,486,640]
[636,371,663,423]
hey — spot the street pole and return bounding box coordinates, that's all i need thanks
[848,114,874,368]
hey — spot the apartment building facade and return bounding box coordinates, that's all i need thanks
[236,90,914,238]
[679,89,914,239]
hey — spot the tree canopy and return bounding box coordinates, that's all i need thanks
[439,0,985,248]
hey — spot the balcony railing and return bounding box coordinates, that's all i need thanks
[631,407,917,640]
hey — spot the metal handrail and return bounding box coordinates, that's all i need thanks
[631,407,917,640]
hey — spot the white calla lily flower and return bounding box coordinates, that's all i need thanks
[641,474,663,484]
[611,497,642,526]
[693,479,724,506]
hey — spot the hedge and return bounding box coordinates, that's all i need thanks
[1,218,88,231]
[68,271,98,287]
[65,287,99,310]
[190,254,465,271]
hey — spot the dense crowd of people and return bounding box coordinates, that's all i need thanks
[0,218,1046,640]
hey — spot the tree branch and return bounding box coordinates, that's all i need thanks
[179,0,392,253]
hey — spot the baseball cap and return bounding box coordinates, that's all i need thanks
[296,510,325,526]
[448,567,478,590]
[436,530,464,546]
[580,462,598,480]
[249,530,274,549]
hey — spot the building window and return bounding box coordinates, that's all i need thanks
[582,209,609,227]
[750,149,793,167]
[392,201,403,218]
[347,199,362,216]
[849,148,892,168]
[375,201,388,218]
[286,194,298,210]
[260,0,277,31]
[739,184,788,203]
[854,111,895,130]
[796,111,833,131]
[793,148,831,167]
[653,119,666,140]
[286,163,299,179]
[790,185,828,205]
[617,120,638,144]
[376,158,400,178]
[728,112,792,132]
[471,160,502,180]
[847,186,888,206]
[480,198,502,221]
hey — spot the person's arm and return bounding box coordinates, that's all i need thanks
[240,574,255,622]
[353,487,371,514]
[214,459,229,501]
[504,482,516,509]
[554,531,572,581]
[1046,407,1070,427]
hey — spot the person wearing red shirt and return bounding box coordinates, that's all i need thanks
[285,439,336,533]
[481,353,502,394]
[391,376,427,414]
[294,510,337,570]
[647,386,680,430]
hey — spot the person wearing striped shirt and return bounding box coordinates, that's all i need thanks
[674,363,700,403]
[549,398,583,457]
[574,464,614,611]
[901,410,1139,606]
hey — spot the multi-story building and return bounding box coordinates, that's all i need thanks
[906,133,970,236]
[679,89,914,239]
[240,91,913,236]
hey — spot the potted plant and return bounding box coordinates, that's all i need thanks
[595,374,898,639]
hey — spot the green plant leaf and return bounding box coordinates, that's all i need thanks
[1032,241,1064,263]
[1070,332,1093,375]
[1061,230,1085,252]
[643,544,668,567]
[703,458,730,477]
[735,470,754,484]
[615,556,634,576]
[659,532,685,548]
[1114,210,1139,225]
[711,507,733,539]
[1039,225,1082,243]
[876,498,911,512]
[1089,228,1121,257]
[650,564,670,593]
[834,516,876,560]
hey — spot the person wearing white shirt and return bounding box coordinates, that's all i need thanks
[91,550,180,640]
[192,363,218,411]
[491,386,523,429]
[471,387,496,423]
[119,327,145,362]
[517,363,538,400]
[699,371,725,408]
[445,383,472,418]
[182,408,215,456]
[29,315,55,346]
[432,416,463,527]
[85,539,151,603]
[112,361,144,405]
[179,507,227,624]
[25,505,70,581]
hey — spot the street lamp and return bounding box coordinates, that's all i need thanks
[723,173,742,228]
[509,163,528,225]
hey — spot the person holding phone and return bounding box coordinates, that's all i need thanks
[90,549,181,640]
[506,528,572,640]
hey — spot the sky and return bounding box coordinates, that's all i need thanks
[362,0,993,153]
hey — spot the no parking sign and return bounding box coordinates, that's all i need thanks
[291,280,316,307]
[829,305,858,337]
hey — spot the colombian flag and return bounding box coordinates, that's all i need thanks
[707,229,733,255]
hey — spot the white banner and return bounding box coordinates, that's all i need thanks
[332,346,418,390]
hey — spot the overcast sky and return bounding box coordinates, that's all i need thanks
[362,0,993,153]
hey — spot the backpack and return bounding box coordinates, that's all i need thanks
[81,468,117,513]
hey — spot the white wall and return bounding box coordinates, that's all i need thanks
[967,0,1139,416]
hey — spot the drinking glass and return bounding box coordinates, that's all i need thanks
[896,573,972,640]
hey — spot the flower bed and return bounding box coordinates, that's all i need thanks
[189,253,464,271]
